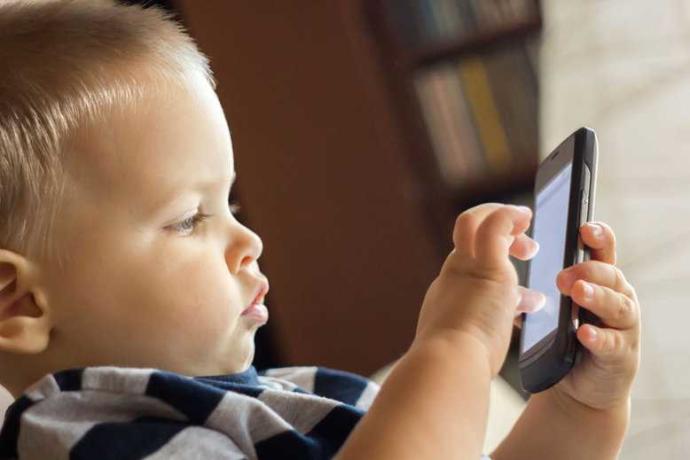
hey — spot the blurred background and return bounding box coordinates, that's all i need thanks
[4,0,690,457]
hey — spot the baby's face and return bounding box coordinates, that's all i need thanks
[45,74,267,376]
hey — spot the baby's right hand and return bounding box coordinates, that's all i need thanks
[413,203,545,376]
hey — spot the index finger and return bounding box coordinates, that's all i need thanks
[475,206,533,273]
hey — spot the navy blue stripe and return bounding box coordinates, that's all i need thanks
[306,405,364,454]
[254,405,365,459]
[196,365,259,385]
[0,396,34,459]
[313,367,368,406]
[145,371,225,424]
[69,416,187,460]
[54,368,84,391]
[193,377,264,398]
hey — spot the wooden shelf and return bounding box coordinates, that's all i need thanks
[401,16,543,70]
[449,161,538,207]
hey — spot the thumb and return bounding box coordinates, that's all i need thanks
[515,286,546,314]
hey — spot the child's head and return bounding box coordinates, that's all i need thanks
[0,0,268,397]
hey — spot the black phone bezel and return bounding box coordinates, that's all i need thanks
[518,126,598,393]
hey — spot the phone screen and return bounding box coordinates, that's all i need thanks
[521,162,573,353]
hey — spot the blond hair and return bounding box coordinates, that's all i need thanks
[0,0,216,269]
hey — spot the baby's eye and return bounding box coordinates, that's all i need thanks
[171,201,241,235]
[172,212,211,234]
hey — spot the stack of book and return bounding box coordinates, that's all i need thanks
[413,42,539,187]
[388,0,538,48]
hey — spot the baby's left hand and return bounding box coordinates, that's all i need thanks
[553,222,641,411]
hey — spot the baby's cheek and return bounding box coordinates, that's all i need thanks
[169,289,233,335]
[152,261,240,357]
[181,299,241,369]
[196,299,236,337]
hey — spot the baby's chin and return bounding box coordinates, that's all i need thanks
[219,334,259,375]
[166,314,266,377]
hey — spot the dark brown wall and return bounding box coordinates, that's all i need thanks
[176,1,445,376]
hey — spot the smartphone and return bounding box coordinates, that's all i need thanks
[518,126,599,393]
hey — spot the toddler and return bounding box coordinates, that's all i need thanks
[0,1,641,459]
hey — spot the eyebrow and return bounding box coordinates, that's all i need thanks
[190,172,236,193]
[148,172,236,217]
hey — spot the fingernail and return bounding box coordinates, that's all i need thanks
[559,270,575,287]
[514,205,531,215]
[590,223,603,238]
[535,292,546,310]
[588,326,598,341]
[519,290,546,313]
[581,281,594,301]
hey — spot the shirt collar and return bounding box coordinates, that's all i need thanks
[194,365,260,386]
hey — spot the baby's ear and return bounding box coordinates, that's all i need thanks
[0,249,52,354]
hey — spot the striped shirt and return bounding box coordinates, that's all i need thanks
[0,365,492,459]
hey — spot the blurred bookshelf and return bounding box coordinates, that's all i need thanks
[367,0,541,241]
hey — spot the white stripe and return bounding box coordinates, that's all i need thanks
[355,381,380,411]
[144,426,247,460]
[256,377,299,392]
[258,388,339,435]
[204,391,293,453]
[24,375,60,402]
[259,367,317,393]
[82,366,155,395]
[18,391,186,460]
